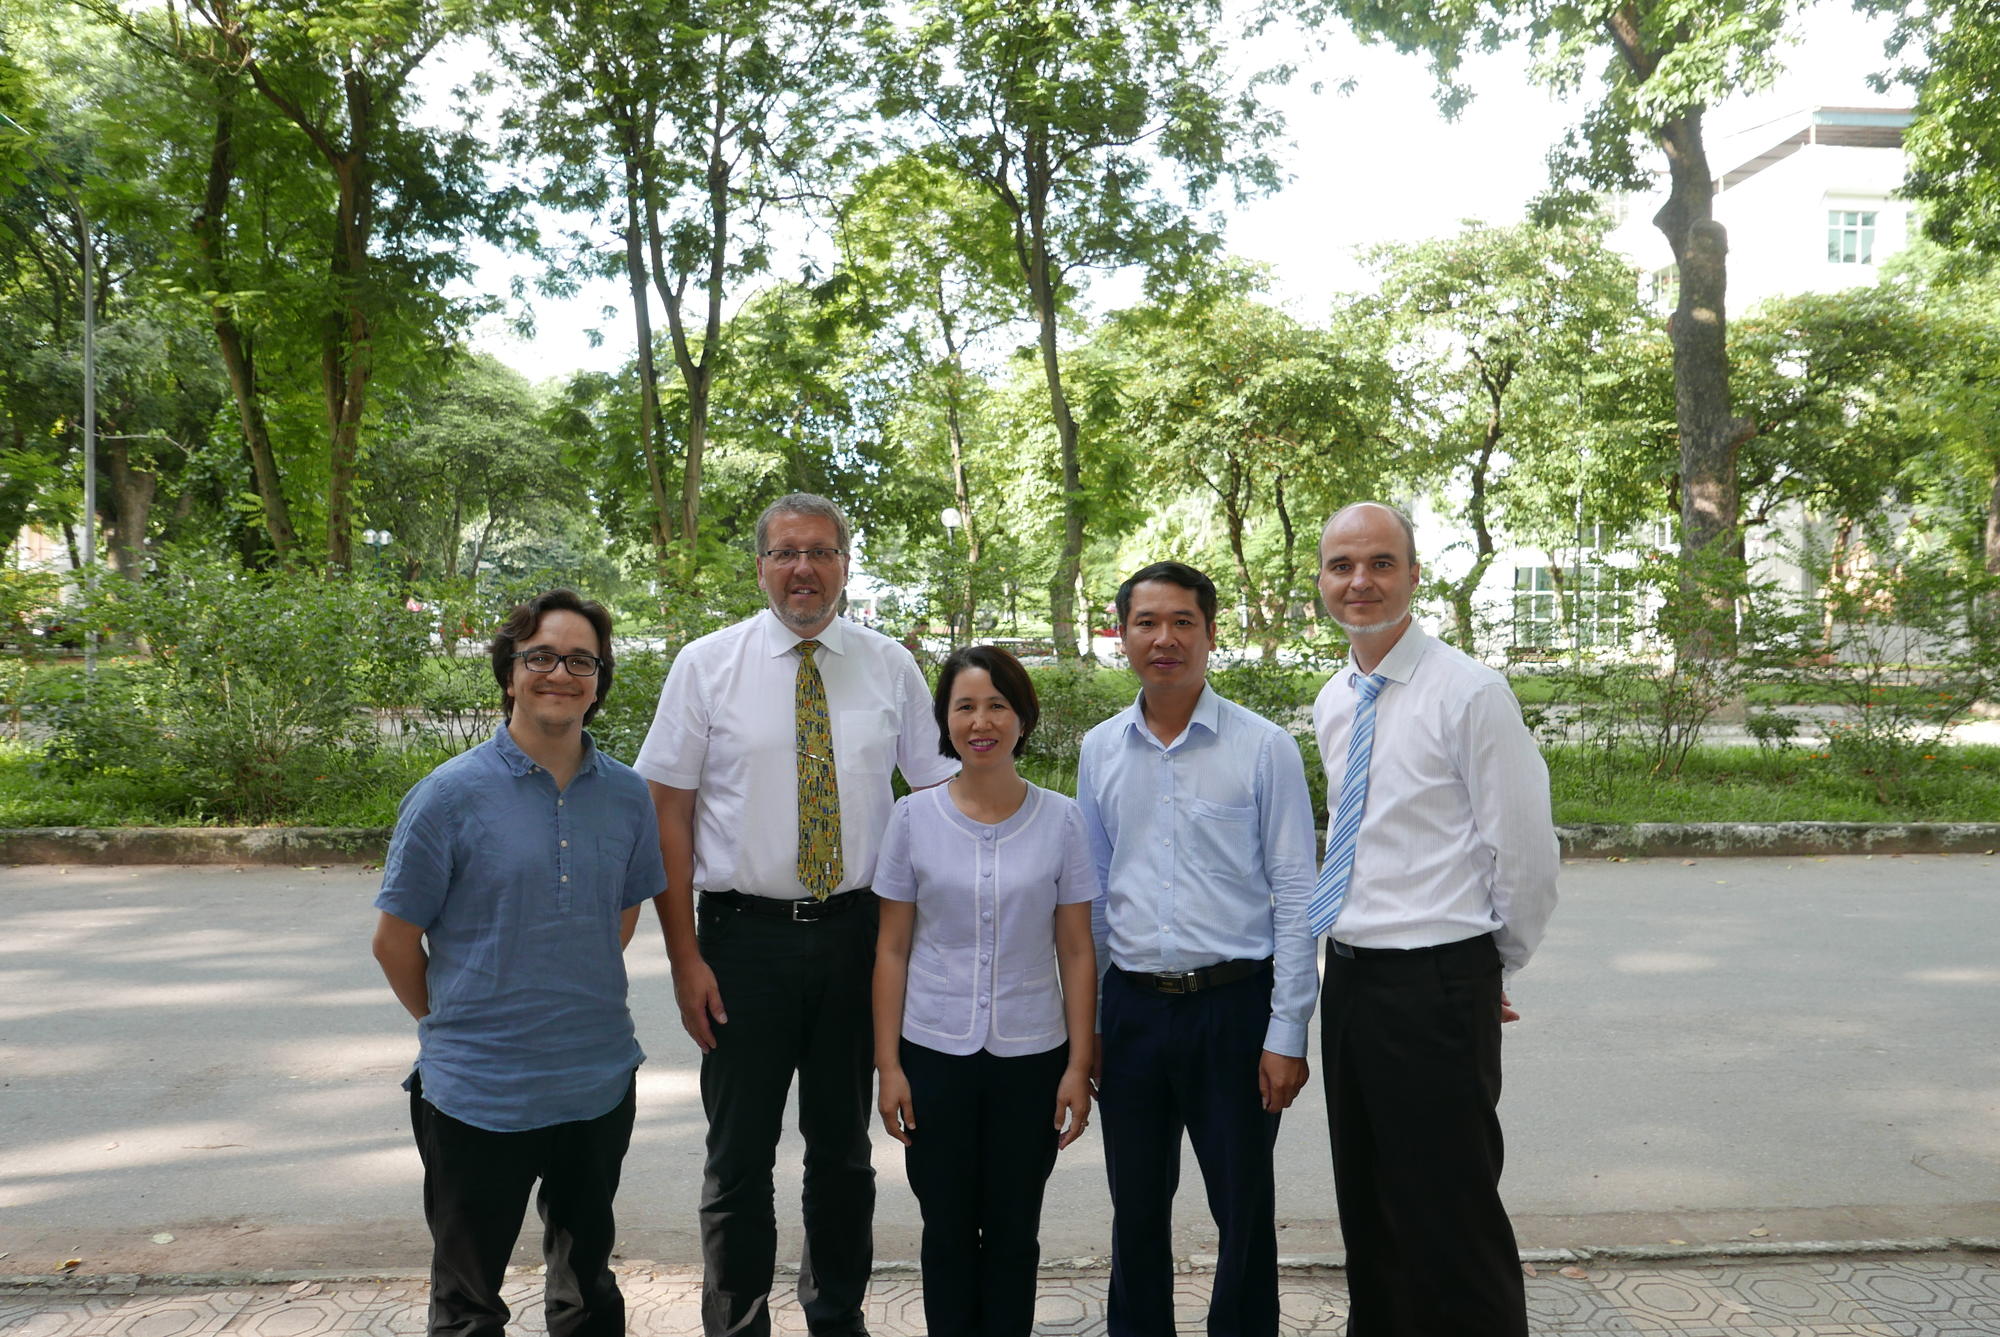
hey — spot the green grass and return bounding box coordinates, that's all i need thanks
[1549,744,2000,824]
[0,739,442,828]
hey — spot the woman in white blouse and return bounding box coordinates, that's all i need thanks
[873,644,1099,1337]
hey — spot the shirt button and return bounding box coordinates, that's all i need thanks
[560,840,569,848]
[980,953,990,965]
[561,875,569,883]
[981,911,992,922]
[979,996,990,1007]
[557,799,564,807]
[1160,794,1170,803]
[981,868,993,879]
[982,832,994,842]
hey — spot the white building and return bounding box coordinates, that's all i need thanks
[1607,106,1917,311]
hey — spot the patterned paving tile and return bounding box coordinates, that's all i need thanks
[3,1257,1996,1335]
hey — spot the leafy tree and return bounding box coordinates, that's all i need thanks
[1875,0,2000,255]
[1358,219,1651,648]
[500,0,877,574]
[1113,266,1394,651]
[835,154,1021,638]
[364,352,586,584]
[878,0,1288,655]
[100,0,510,568]
[1330,0,1811,625]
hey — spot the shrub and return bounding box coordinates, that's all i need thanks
[46,551,432,821]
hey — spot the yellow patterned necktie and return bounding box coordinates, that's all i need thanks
[795,639,843,900]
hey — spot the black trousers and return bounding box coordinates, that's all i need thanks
[1099,963,1280,1337]
[409,1071,636,1337]
[697,895,878,1337]
[901,1040,1068,1337]
[1321,932,1527,1337]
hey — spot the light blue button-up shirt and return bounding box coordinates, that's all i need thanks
[376,725,665,1132]
[1076,683,1320,1056]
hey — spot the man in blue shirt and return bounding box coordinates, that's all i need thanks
[373,589,666,1337]
[1078,561,1319,1337]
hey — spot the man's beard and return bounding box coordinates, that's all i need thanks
[1334,609,1408,637]
[772,592,837,631]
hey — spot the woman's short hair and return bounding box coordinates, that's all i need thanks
[489,589,615,725]
[932,644,1040,759]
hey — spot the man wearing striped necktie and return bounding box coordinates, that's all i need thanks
[1310,502,1559,1337]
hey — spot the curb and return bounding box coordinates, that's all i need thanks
[1558,821,2000,859]
[4,1239,1995,1291]
[0,826,390,866]
[7,822,2000,866]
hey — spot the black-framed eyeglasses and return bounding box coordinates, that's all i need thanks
[511,650,604,677]
[762,547,846,564]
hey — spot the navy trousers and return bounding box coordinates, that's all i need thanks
[1098,963,1281,1337]
[1321,932,1527,1337]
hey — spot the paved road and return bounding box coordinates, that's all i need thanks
[1,855,1995,1278]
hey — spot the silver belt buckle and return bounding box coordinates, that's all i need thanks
[792,898,816,922]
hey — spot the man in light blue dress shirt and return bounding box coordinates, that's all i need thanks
[1077,561,1319,1337]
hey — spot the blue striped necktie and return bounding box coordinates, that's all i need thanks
[1309,671,1387,938]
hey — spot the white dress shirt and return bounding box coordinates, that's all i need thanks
[1312,621,1559,980]
[875,783,1099,1057]
[634,610,959,897]
[1077,684,1320,1057]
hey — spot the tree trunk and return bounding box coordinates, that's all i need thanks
[1273,470,1296,650]
[1654,108,1753,655]
[322,144,373,571]
[650,42,730,573]
[620,138,675,570]
[103,439,155,582]
[1446,390,1502,652]
[1221,457,1265,648]
[1985,462,2000,575]
[191,92,296,561]
[1016,140,1084,660]
[942,316,980,638]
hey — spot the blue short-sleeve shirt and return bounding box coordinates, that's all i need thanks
[376,724,665,1132]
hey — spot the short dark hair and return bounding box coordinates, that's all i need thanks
[933,644,1040,759]
[1115,561,1218,630]
[490,589,615,725]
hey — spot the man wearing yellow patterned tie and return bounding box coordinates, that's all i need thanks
[636,494,958,1337]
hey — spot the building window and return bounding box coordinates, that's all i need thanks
[1646,265,1679,311]
[1513,567,1560,649]
[1513,563,1642,650]
[1827,210,1876,264]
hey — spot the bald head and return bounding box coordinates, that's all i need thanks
[1322,502,1418,567]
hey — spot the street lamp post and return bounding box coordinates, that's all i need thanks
[940,507,963,643]
[361,528,395,575]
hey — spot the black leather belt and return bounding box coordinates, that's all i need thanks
[1329,932,1494,960]
[700,888,873,923]
[1116,957,1269,995]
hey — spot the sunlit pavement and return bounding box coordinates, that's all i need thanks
[6,1256,2000,1335]
[2,856,1997,1330]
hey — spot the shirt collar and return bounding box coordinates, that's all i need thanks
[1117,681,1223,748]
[1344,619,1431,690]
[760,607,849,658]
[491,722,603,777]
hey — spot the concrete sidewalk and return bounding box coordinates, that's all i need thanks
[6,1254,2000,1334]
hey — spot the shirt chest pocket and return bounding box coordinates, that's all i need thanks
[1183,796,1258,879]
[836,707,897,785]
